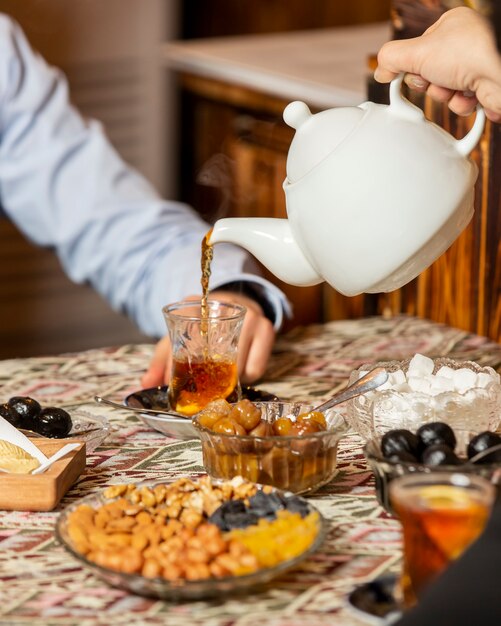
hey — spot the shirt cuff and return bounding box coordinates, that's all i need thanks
[210,273,292,331]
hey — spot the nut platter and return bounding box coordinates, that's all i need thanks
[55,475,327,600]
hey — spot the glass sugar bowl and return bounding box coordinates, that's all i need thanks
[347,355,501,444]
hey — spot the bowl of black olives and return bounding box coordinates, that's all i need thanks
[0,395,109,452]
[365,421,501,513]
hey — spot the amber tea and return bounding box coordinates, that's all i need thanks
[163,299,245,417]
[200,229,214,327]
[169,357,238,416]
[390,473,494,607]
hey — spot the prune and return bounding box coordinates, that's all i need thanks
[8,396,41,429]
[467,431,501,460]
[32,407,72,438]
[224,511,259,529]
[282,495,309,518]
[381,429,419,458]
[0,402,21,427]
[417,422,456,453]
[208,499,247,530]
[249,490,283,515]
[209,491,311,530]
[421,444,461,466]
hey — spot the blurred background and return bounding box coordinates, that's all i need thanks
[0,0,390,358]
[0,0,498,360]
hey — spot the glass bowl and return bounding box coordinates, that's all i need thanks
[55,478,327,600]
[347,357,501,442]
[22,409,110,453]
[365,438,501,514]
[193,401,349,494]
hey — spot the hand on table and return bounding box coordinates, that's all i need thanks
[375,7,501,122]
[141,291,276,388]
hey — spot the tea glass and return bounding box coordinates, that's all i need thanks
[163,300,246,416]
[390,472,495,607]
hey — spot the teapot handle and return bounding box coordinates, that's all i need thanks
[390,74,485,156]
[455,105,486,156]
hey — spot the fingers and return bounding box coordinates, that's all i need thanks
[404,73,429,92]
[375,38,423,83]
[237,313,275,383]
[425,83,455,103]
[141,335,172,388]
[447,91,478,117]
[485,108,501,123]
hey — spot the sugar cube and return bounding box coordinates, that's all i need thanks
[436,365,455,379]
[476,372,493,388]
[407,353,435,377]
[407,376,431,394]
[389,370,406,386]
[430,375,455,395]
[452,368,477,392]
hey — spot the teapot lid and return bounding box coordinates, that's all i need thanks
[283,101,365,183]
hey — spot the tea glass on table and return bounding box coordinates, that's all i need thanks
[390,472,495,608]
[162,299,246,417]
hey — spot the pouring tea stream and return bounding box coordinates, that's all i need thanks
[209,75,485,296]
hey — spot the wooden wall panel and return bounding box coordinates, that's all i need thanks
[374,98,501,343]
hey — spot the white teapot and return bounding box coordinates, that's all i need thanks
[209,75,485,296]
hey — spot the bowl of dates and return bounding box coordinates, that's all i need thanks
[365,421,501,513]
[347,354,501,442]
[193,399,349,494]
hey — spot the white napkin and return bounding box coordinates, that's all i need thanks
[0,415,48,463]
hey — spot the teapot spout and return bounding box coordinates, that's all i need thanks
[210,218,322,286]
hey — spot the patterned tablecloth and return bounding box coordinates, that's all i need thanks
[2,315,501,626]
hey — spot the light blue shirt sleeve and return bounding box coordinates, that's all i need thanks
[0,15,290,337]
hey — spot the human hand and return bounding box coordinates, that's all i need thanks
[375,7,501,122]
[141,290,276,388]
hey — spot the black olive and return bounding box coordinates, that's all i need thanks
[32,407,72,438]
[381,429,419,459]
[8,396,42,429]
[417,422,456,454]
[467,431,501,462]
[0,402,21,427]
[387,450,418,464]
[421,444,461,467]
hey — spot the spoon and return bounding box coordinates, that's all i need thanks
[468,443,501,465]
[31,443,81,475]
[312,367,389,413]
[94,395,184,418]
[95,367,389,419]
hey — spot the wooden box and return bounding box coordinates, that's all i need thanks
[0,439,86,511]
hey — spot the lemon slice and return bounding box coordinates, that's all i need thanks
[0,440,40,474]
[417,485,475,509]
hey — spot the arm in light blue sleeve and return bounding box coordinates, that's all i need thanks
[0,15,290,337]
